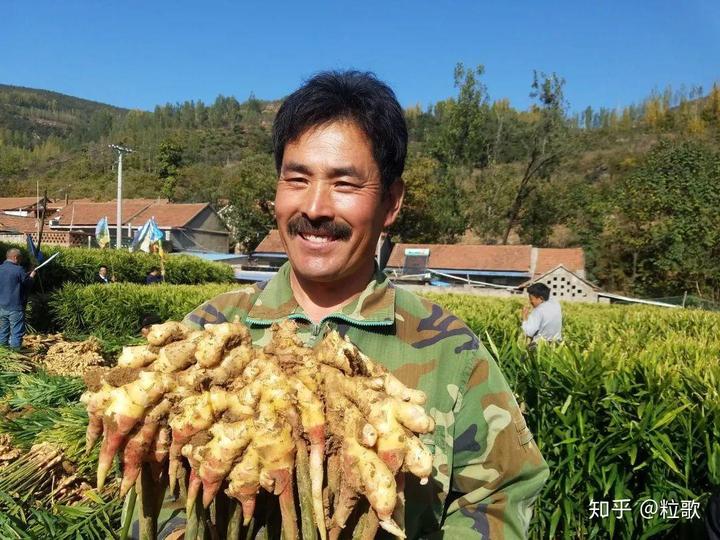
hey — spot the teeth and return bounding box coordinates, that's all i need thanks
[303,234,333,243]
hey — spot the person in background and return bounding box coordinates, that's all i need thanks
[95,265,114,284]
[0,248,37,349]
[145,267,164,285]
[521,282,563,346]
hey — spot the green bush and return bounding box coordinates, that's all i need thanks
[49,282,237,338]
[0,242,235,289]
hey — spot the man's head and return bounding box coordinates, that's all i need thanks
[149,267,160,276]
[527,283,551,307]
[272,70,407,285]
[5,248,22,264]
[99,265,108,277]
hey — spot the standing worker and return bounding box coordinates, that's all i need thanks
[521,282,563,346]
[0,248,37,349]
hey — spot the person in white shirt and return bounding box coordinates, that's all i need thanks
[521,282,562,345]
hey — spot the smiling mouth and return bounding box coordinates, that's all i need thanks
[299,233,338,244]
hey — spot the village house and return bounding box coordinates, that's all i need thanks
[48,199,230,252]
[385,242,586,287]
[0,197,231,252]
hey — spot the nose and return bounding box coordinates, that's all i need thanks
[302,181,334,221]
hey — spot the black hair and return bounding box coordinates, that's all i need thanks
[99,265,108,271]
[527,283,551,301]
[273,70,408,190]
[149,267,160,273]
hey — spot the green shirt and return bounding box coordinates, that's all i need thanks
[141,262,548,539]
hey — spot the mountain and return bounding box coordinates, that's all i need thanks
[0,84,127,146]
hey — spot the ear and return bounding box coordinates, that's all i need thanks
[382,178,405,228]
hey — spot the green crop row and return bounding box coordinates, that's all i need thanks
[48,282,237,339]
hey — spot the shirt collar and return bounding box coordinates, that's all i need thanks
[246,261,395,327]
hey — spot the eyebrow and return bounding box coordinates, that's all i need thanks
[281,161,361,179]
[281,161,313,176]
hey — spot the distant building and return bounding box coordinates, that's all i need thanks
[50,199,230,252]
[251,229,289,269]
[0,212,89,247]
[385,243,586,287]
[518,264,599,302]
[0,196,54,217]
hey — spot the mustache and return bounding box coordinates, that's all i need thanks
[286,215,352,241]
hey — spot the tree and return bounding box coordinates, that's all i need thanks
[607,139,720,297]
[222,153,277,252]
[390,155,465,243]
[502,72,570,244]
[430,63,491,168]
[157,141,184,202]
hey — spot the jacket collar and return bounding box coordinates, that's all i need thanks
[246,261,395,327]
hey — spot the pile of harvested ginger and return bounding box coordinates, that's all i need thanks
[82,319,435,540]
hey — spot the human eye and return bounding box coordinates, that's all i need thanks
[334,180,361,191]
[282,176,308,187]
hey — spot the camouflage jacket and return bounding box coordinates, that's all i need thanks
[137,262,548,539]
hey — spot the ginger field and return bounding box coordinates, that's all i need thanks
[0,289,717,539]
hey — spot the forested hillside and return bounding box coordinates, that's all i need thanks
[1,67,719,299]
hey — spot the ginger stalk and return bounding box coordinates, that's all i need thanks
[119,399,171,496]
[288,377,327,540]
[149,424,171,481]
[226,447,262,526]
[97,371,173,489]
[80,383,113,454]
[342,439,403,537]
[194,419,254,507]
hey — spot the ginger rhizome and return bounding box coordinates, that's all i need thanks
[82,319,435,539]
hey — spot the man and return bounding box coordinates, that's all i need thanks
[521,283,562,345]
[145,267,163,285]
[0,248,36,349]
[148,71,548,539]
[96,265,111,284]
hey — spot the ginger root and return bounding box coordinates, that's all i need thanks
[83,320,434,540]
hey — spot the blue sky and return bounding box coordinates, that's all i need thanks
[2,0,719,113]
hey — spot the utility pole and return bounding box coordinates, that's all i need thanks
[109,144,134,249]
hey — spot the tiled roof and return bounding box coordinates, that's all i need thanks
[535,248,585,275]
[254,229,285,253]
[0,214,40,234]
[253,232,586,275]
[131,203,208,228]
[387,243,534,272]
[52,200,209,228]
[0,197,50,211]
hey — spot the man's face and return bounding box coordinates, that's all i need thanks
[275,120,403,285]
[529,294,543,308]
[99,267,107,277]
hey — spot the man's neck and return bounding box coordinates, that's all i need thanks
[289,263,375,323]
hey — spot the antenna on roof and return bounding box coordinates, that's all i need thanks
[109,144,134,249]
